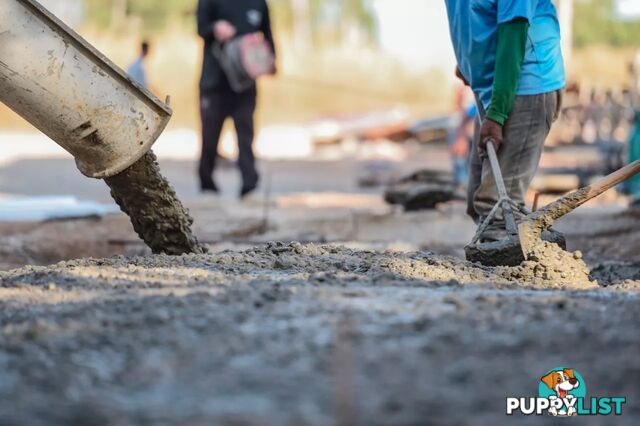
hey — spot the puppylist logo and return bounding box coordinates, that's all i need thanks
[506,367,626,417]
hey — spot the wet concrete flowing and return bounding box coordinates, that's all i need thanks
[104,151,206,255]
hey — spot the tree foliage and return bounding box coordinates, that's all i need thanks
[83,0,376,41]
[83,0,640,48]
[84,0,197,32]
[574,0,640,48]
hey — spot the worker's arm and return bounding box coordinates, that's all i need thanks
[479,18,529,154]
[197,0,218,43]
[487,18,529,125]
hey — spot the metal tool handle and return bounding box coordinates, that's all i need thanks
[486,139,519,235]
[486,141,507,200]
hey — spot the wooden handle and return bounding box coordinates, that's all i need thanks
[562,159,640,218]
[586,159,640,200]
[531,159,640,226]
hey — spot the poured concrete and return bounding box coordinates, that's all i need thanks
[0,243,638,425]
[104,151,206,255]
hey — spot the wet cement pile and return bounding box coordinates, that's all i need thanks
[0,243,638,425]
[496,241,594,289]
[217,242,596,289]
[104,151,206,255]
[0,243,604,291]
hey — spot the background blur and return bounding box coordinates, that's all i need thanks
[2,0,640,132]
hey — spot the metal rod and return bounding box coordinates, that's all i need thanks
[532,192,541,212]
[486,141,506,199]
[486,140,518,236]
[470,198,503,245]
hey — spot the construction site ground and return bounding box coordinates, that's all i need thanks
[0,143,638,425]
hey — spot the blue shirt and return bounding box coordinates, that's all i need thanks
[127,56,147,88]
[445,0,565,110]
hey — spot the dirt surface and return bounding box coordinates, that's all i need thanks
[0,243,639,425]
[590,261,640,288]
[104,151,206,255]
[567,206,640,264]
[1,147,639,424]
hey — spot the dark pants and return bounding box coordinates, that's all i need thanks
[199,87,258,191]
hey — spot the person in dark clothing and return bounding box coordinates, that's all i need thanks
[197,0,276,198]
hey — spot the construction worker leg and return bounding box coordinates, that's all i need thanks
[471,91,560,221]
[231,87,259,193]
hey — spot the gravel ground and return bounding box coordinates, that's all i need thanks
[1,148,639,424]
[1,243,638,425]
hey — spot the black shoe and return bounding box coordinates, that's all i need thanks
[201,182,219,194]
[240,185,257,199]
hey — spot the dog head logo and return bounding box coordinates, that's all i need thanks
[539,368,586,417]
[541,368,580,399]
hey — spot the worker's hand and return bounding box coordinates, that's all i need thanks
[479,118,503,157]
[213,20,236,42]
[455,67,469,86]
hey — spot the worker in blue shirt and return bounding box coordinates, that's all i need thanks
[444,0,566,244]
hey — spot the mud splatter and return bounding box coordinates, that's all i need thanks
[104,151,206,255]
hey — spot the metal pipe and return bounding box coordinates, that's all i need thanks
[486,140,519,236]
[0,0,172,178]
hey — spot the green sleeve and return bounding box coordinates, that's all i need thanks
[486,18,530,125]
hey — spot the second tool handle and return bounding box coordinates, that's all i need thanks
[485,139,518,235]
[486,140,508,200]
